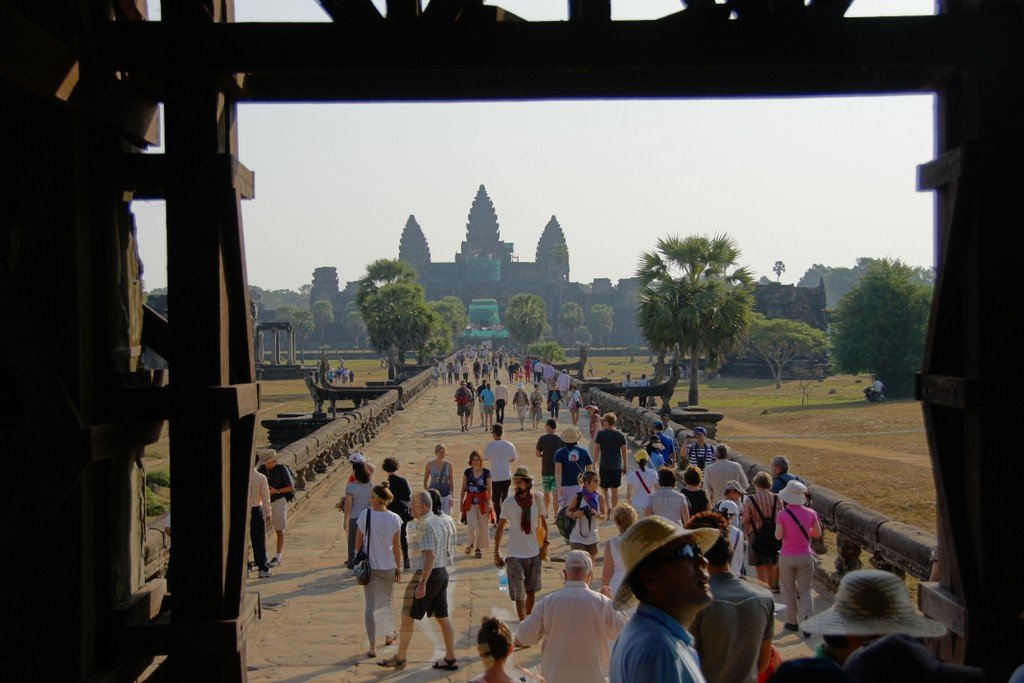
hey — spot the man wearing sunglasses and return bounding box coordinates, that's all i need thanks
[609,517,720,683]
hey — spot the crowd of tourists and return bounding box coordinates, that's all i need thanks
[248,390,987,683]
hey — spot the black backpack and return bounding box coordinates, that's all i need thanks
[750,496,782,556]
[555,492,584,540]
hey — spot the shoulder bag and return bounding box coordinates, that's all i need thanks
[353,509,372,585]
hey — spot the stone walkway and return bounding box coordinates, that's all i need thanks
[244,382,827,682]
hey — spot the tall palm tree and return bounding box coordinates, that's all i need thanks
[355,259,419,314]
[636,234,754,406]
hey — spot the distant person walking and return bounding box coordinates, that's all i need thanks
[493,379,508,424]
[529,383,545,429]
[593,412,629,516]
[460,450,492,559]
[455,381,473,432]
[258,449,295,568]
[494,468,547,621]
[535,419,564,517]
[485,424,518,520]
[512,383,530,430]
[383,457,413,570]
[423,444,454,515]
[356,482,403,658]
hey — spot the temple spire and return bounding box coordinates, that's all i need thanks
[536,215,569,280]
[465,184,501,247]
[398,214,431,269]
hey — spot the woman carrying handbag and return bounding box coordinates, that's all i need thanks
[354,482,404,658]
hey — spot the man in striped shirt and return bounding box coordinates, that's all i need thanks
[686,427,716,471]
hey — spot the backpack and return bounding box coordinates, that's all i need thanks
[282,464,297,502]
[455,388,471,406]
[681,488,709,514]
[750,496,782,556]
[555,492,584,540]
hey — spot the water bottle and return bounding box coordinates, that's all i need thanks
[497,568,508,592]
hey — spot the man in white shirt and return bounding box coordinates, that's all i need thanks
[705,444,749,506]
[249,460,273,578]
[494,379,509,424]
[542,362,556,384]
[556,369,571,394]
[484,423,518,520]
[515,550,627,683]
[494,467,547,620]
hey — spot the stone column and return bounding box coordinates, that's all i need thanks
[289,328,296,365]
[274,329,281,365]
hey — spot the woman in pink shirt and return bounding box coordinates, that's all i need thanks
[775,480,821,632]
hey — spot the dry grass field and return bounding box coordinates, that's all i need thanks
[587,356,936,533]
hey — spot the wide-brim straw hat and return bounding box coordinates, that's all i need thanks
[779,480,809,506]
[613,516,721,610]
[561,426,582,443]
[800,570,947,638]
[512,467,534,482]
[258,448,277,465]
[584,404,601,413]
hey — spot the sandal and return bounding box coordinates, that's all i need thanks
[433,658,459,671]
[475,548,482,559]
[465,544,474,555]
[366,650,376,658]
[377,656,406,668]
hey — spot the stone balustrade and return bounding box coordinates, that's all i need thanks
[585,387,937,590]
[143,365,437,581]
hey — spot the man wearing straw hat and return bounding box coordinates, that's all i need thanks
[494,467,548,621]
[609,516,721,682]
[799,569,949,667]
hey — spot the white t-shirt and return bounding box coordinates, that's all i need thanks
[569,494,601,545]
[357,508,403,570]
[629,467,659,511]
[500,490,544,558]
[648,488,689,526]
[494,384,509,401]
[485,439,518,481]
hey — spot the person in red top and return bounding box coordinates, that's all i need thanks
[454,381,473,432]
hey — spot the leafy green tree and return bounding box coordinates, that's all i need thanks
[505,293,547,346]
[773,261,786,282]
[529,341,567,364]
[742,313,828,389]
[311,299,334,342]
[798,257,934,308]
[429,296,470,338]
[831,259,932,398]
[576,325,592,345]
[559,302,586,341]
[361,282,436,378]
[588,304,615,345]
[356,258,419,314]
[636,234,754,406]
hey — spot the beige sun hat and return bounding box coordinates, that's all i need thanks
[800,569,947,638]
[258,448,278,465]
[512,466,534,482]
[561,425,582,443]
[612,516,722,610]
[778,480,809,506]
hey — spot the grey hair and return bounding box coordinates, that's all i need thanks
[413,490,433,510]
[771,455,790,472]
[564,550,593,576]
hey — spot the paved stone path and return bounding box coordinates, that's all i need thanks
[245,382,827,682]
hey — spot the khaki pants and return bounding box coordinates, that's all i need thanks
[778,554,815,625]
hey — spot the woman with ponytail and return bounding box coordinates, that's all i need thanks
[471,617,518,683]
[354,481,403,657]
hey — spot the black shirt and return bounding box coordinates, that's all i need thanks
[535,433,564,477]
[259,463,295,502]
[594,428,627,470]
[387,473,411,504]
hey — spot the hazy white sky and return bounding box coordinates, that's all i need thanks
[135,0,937,292]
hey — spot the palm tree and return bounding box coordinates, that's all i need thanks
[636,234,754,406]
[355,259,419,314]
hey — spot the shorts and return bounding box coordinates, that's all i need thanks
[599,468,622,489]
[270,498,288,531]
[748,543,779,566]
[571,541,599,557]
[505,555,542,601]
[541,475,557,493]
[457,404,471,416]
[404,568,450,620]
[483,405,494,415]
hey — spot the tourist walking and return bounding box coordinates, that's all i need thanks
[493,468,547,621]
[687,511,775,683]
[342,462,373,569]
[471,617,518,683]
[383,457,413,570]
[608,517,721,682]
[423,444,455,515]
[553,425,594,509]
[770,455,801,493]
[599,503,638,601]
[484,424,518,520]
[455,381,473,432]
[650,421,675,467]
[378,490,458,670]
[515,550,627,683]
[512,382,530,430]
[535,418,564,517]
[566,470,605,560]
[529,383,545,428]
[627,449,659,514]
[681,465,710,515]
[593,412,628,516]
[646,467,690,527]
[685,426,715,470]
[258,449,295,568]
[478,380,491,427]
[743,471,782,591]
[716,499,746,577]
[494,379,508,424]
[355,482,403,658]
[584,403,602,443]
[705,444,749,506]
[249,456,273,578]
[460,450,492,559]
[567,383,582,426]
[775,480,821,632]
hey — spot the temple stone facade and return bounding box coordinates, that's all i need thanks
[309,185,827,347]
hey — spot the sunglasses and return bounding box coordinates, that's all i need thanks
[656,542,704,564]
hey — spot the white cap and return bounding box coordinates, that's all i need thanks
[717,499,740,519]
[348,452,366,463]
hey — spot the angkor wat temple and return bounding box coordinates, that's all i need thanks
[309,185,826,346]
